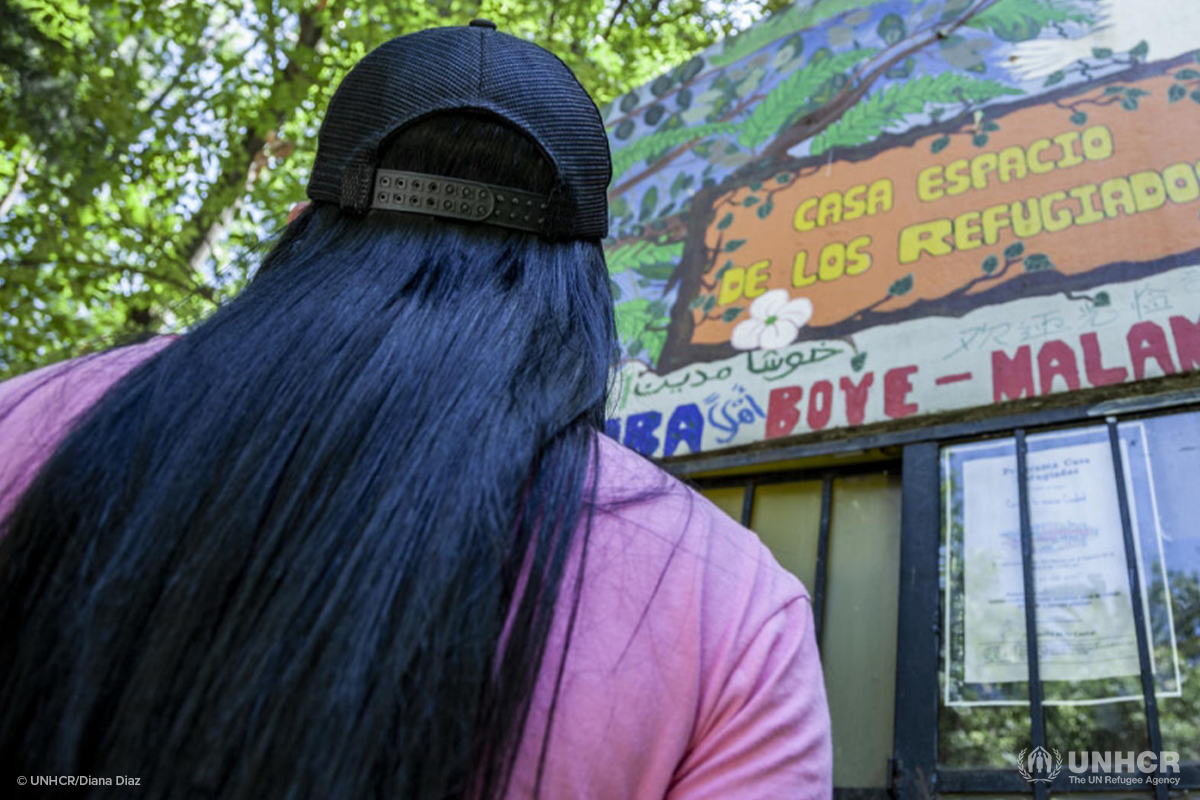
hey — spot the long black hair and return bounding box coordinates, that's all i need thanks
[0,112,616,799]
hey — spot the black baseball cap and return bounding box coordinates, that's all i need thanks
[306,20,611,241]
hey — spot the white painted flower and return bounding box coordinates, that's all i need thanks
[730,289,813,351]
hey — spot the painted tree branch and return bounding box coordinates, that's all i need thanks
[612,0,1004,202]
[763,0,1003,158]
[655,0,1006,372]
[609,91,767,199]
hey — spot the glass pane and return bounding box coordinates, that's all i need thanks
[940,435,1033,768]
[748,480,823,594]
[821,472,902,788]
[1119,411,1200,764]
[1044,701,1149,758]
[700,485,744,525]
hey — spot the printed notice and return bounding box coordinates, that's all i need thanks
[960,434,1141,685]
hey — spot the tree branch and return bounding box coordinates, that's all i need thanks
[602,0,629,40]
[11,258,217,303]
[178,1,331,284]
[0,151,31,219]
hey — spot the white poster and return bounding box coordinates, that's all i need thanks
[942,426,1181,706]
[961,435,1139,684]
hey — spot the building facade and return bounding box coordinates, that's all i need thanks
[603,1,1200,796]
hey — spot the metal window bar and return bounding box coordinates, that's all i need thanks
[739,477,756,529]
[1106,417,1168,800]
[1014,429,1049,800]
[813,475,833,648]
[891,443,940,800]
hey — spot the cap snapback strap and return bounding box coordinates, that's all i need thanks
[370,169,549,233]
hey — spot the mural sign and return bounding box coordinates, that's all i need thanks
[602,0,1200,458]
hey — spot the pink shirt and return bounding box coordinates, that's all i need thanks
[0,340,832,799]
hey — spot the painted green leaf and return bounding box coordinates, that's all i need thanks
[1169,84,1187,103]
[743,195,760,206]
[1044,71,1065,87]
[1177,68,1200,80]
[610,120,738,181]
[1003,241,1026,260]
[614,297,651,341]
[669,172,694,198]
[877,13,906,46]
[736,48,877,149]
[677,55,705,83]
[717,212,734,230]
[634,261,676,281]
[1070,110,1088,125]
[689,296,705,310]
[757,201,774,219]
[888,274,914,296]
[931,134,951,154]
[1121,96,1139,111]
[638,187,659,221]
[605,239,685,275]
[642,329,668,365]
[1104,85,1126,95]
[711,0,884,67]
[982,254,999,274]
[721,307,744,322]
[850,352,868,372]
[973,133,989,147]
[1093,291,1111,308]
[886,57,915,80]
[1191,89,1200,105]
[1023,253,1054,272]
[982,120,1000,132]
[1130,40,1149,59]
[1092,47,1113,60]
[809,73,1022,156]
[703,295,717,312]
[967,0,1094,43]
[724,239,746,252]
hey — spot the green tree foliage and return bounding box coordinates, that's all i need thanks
[0,0,791,377]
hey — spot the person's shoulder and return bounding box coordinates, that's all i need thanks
[0,336,178,408]
[0,337,179,520]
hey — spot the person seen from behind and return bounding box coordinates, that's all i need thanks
[0,21,832,799]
